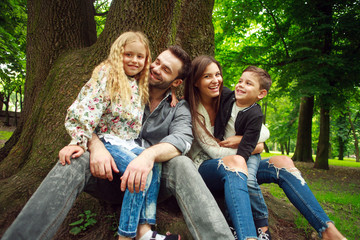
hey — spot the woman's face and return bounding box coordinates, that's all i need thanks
[195,62,223,102]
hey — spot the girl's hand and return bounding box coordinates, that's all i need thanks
[219,135,243,149]
[58,145,84,165]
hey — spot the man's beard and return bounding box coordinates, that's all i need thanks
[149,76,175,90]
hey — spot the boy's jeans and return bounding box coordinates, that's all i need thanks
[198,158,258,240]
[103,141,161,238]
[257,158,332,237]
[247,154,269,228]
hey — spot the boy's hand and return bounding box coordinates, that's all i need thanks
[219,135,243,149]
[59,145,84,165]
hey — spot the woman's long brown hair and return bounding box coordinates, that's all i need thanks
[184,55,223,143]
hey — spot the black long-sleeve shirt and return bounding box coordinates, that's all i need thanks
[214,87,263,161]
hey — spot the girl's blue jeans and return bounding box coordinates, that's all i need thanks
[103,141,162,238]
[198,158,258,240]
[257,157,331,238]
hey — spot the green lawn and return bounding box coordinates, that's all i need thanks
[261,151,360,168]
[0,130,13,140]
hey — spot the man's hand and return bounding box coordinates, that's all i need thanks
[88,134,119,181]
[120,149,155,193]
[219,135,243,149]
[59,145,84,165]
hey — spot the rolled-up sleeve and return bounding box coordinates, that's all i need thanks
[159,100,193,155]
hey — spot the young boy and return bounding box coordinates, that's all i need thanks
[214,66,272,239]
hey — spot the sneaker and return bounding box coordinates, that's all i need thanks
[150,231,181,240]
[257,228,271,240]
[229,227,238,240]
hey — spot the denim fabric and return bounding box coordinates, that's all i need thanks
[247,154,269,228]
[2,152,95,240]
[103,142,161,238]
[198,158,257,240]
[257,158,331,237]
[160,155,234,240]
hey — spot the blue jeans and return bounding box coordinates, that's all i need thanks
[2,153,234,240]
[198,159,257,240]
[103,141,161,238]
[247,154,269,228]
[257,158,332,237]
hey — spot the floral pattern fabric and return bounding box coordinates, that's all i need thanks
[65,65,144,150]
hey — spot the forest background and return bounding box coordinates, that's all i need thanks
[0,0,359,239]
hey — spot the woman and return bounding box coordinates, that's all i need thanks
[184,55,346,240]
[185,55,259,240]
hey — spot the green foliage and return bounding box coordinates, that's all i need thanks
[105,213,119,236]
[69,210,97,235]
[94,0,111,36]
[213,0,360,159]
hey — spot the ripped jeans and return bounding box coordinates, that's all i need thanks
[104,141,161,238]
[198,159,257,240]
[257,158,331,237]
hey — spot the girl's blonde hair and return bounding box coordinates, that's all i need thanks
[93,31,151,105]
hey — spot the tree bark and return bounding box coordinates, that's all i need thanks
[314,0,332,170]
[314,107,330,169]
[0,0,215,237]
[292,96,314,162]
[338,136,344,160]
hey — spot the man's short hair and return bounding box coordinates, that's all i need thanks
[168,45,191,81]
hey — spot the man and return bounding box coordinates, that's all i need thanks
[2,46,234,240]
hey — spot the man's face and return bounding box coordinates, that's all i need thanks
[149,50,183,89]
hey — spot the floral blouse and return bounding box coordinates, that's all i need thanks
[65,65,144,150]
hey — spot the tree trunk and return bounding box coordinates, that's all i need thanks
[338,136,344,160]
[0,0,215,237]
[292,96,314,162]
[286,137,290,155]
[348,109,360,162]
[314,0,332,170]
[314,107,330,169]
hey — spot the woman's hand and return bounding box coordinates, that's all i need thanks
[219,135,243,149]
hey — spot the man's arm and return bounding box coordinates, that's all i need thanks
[87,133,119,181]
[121,100,192,193]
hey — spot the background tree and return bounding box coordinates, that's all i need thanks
[0,0,26,121]
[213,0,360,168]
[0,0,215,238]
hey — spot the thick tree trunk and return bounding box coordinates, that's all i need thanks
[314,0,332,170]
[0,0,215,238]
[292,96,314,162]
[314,107,330,169]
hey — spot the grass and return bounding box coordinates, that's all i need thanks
[0,130,13,147]
[262,152,360,239]
[0,130,13,140]
[261,151,360,168]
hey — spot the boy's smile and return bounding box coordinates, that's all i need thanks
[235,71,265,107]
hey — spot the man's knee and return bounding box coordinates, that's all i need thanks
[163,155,196,175]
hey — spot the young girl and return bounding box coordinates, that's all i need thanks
[61,31,179,240]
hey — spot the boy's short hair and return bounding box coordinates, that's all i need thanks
[243,66,272,91]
